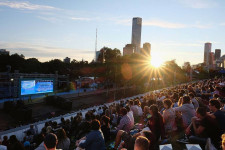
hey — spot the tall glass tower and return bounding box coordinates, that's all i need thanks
[204,42,212,66]
[131,17,142,53]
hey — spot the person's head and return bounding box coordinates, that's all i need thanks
[101,115,110,126]
[172,93,179,102]
[85,113,91,121]
[3,136,8,141]
[30,124,34,129]
[129,100,134,106]
[44,133,58,150]
[134,99,139,106]
[56,128,67,141]
[143,106,150,114]
[196,107,207,118]
[9,135,18,144]
[125,105,130,112]
[222,134,225,150]
[149,104,159,116]
[163,99,172,109]
[120,107,127,116]
[189,93,195,99]
[141,131,156,149]
[91,119,101,130]
[182,96,191,104]
[209,99,221,112]
[134,136,150,150]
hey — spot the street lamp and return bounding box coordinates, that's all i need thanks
[78,76,80,96]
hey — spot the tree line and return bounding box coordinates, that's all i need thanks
[0,47,195,88]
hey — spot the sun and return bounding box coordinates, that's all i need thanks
[149,52,163,68]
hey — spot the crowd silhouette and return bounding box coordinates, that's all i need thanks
[0,78,225,150]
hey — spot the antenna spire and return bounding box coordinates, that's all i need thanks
[95,28,98,61]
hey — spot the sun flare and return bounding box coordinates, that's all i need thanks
[149,52,163,68]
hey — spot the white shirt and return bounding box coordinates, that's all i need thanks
[0,145,7,150]
[127,111,134,127]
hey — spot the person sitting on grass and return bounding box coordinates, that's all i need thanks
[114,130,155,150]
[76,119,105,150]
[187,107,222,149]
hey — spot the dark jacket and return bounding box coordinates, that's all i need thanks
[79,130,105,150]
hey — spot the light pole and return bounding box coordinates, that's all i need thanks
[78,76,80,96]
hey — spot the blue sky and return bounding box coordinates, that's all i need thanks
[0,0,225,66]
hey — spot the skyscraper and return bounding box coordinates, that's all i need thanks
[123,44,136,56]
[204,42,212,66]
[141,43,151,56]
[131,17,142,53]
[209,52,215,66]
[215,49,221,60]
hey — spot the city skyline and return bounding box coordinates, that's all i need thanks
[0,0,225,66]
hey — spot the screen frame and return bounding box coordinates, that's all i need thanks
[19,78,55,97]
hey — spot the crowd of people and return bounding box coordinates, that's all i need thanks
[0,78,225,150]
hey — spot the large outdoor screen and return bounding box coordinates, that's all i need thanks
[20,79,54,96]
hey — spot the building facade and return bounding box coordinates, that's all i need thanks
[204,42,212,66]
[123,44,136,56]
[215,49,221,60]
[0,49,10,55]
[63,57,71,63]
[131,17,142,53]
[141,43,151,56]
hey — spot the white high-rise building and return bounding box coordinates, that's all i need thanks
[131,17,142,53]
[204,42,212,66]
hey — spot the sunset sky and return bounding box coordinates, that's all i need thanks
[0,0,225,66]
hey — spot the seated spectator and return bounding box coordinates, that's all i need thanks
[189,93,199,110]
[0,139,7,150]
[111,108,118,127]
[25,124,36,135]
[116,108,132,133]
[44,133,59,150]
[76,113,92,139]
[157,92,166,102]
[174,96,196,128]
[101,115,111,143]
[209,99,225,133]
[125,106,134,128]
[130,100,138,119]
[142,106,151,123]
[8,135,25,150]
[162,99,177,135]
[2,136,9,146]
[136,100,143,117]
[188,107,222,149]
[148,104,165,141]
[114,130,155,150]
[56,128,70,150]
[76,119,105,150]
[134,136,150,150]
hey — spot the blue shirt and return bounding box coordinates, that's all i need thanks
[79,130,105,150]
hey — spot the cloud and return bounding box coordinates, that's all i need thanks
[113,17,210,29]
[177,0,218,8]
[143,20,210,29]
[71,17,92,21]
[37,16,61,23]
[220,23,225,26]
[0,0,58,10]
[0,41,94,62]
[143,20,186,28]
